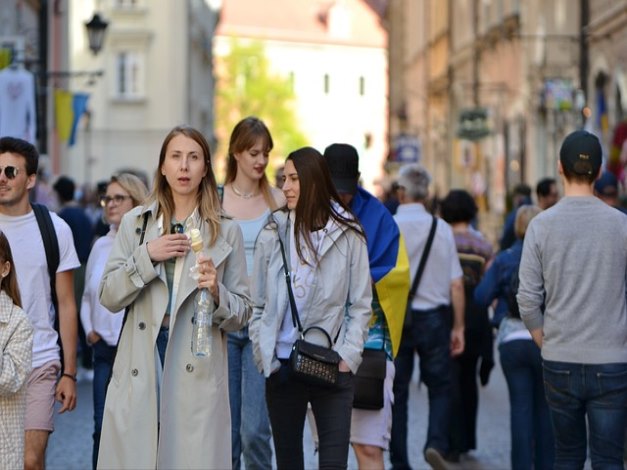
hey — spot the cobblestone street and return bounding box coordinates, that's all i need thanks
[46,351,516,470]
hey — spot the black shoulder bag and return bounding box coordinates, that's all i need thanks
[274,220,341,388]
[403,216,438,329]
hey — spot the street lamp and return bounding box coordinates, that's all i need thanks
[85,13,109,56]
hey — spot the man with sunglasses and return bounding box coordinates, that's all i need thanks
[0,137,80,470]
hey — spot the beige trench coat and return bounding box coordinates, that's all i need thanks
[97,203,251,469]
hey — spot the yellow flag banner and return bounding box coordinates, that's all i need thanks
[54,89,74,143]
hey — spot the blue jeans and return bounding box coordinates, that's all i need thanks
[391,306,452,469]
[227,328,272,470]
[266,362,354,470]
[543,360,627,469]
[499,340,554,470]
[91,339,117,470]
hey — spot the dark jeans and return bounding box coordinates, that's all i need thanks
[91,340,117,470]
[543,360,627,469]
[500,340,554,470]
[449,351,480,454]
[391,306,452,469]
[227,329,272,470]
[265,362,354,470]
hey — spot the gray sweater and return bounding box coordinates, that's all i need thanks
[518,196,627,364]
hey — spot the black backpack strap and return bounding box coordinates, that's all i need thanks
[31,203,63,368]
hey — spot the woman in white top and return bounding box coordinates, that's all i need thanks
[222,116,284,470]
[79,173,148,469]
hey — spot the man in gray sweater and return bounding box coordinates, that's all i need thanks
[517,130,627,468]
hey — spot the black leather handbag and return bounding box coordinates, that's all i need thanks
[290,326,340,388]
[353,348,387,409]
[274,217,340,388]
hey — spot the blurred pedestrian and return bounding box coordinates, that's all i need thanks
[518,130,627,468]
[79,173,148,469]
[53,175,94,375]
[0,231,33,470]
[475,205,554,470]
[594,170,627,214]
[535,177,559,210]
[97,125,251,469]
[0,137,80,470]
[274,164,285,190]
[324,143,410,469]
[221,116,284,470]
[390,164,465,470]
[499,183,531,251]
[249,147,372,470]
[440,189,493,461]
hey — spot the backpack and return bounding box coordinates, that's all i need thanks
[31,204,64,368]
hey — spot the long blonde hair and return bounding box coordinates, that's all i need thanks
[148,125,222,246]
[225,116,278,210]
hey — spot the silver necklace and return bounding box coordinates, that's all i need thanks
[231,183,258,199]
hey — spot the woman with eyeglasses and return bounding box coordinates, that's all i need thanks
[79,173,148,469]
[97,126,251,469]
[249,147,372,469]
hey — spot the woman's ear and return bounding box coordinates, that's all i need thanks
[1,260,10,279]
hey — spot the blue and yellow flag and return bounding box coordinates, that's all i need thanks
[351,187,410,358]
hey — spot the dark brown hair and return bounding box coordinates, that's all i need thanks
[148,125,222,246]
[0,231,22,308]
[287,147,364,265]
[225,116,278,210]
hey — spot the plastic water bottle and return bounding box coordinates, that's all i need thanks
[192,288,212,357]
[189,228,212,357]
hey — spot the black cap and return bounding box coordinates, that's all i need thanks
[560,130,602,177]
[323,143,359,195]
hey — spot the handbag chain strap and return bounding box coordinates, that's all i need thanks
[273,215,304,334]
[408,216,438,302]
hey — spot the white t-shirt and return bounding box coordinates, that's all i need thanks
[0,210,80,367]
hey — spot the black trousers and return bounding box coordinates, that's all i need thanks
[265,363,354,470]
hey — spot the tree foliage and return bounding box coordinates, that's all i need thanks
[215,39,307,176]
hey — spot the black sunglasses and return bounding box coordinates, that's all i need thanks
[0,166,20,179]
[100,195,132,207]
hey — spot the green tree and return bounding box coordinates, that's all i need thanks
[215,39,307,177]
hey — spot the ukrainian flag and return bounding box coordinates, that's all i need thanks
[350,188,410,357]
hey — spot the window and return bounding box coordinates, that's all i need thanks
[116,51,143,99]
[116,0,139,7]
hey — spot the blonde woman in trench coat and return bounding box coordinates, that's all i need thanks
[97,126,251,469]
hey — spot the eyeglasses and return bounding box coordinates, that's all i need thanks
[0,166,20,179]
[100,195,132,207]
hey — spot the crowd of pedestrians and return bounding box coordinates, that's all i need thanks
[0,126,626,470]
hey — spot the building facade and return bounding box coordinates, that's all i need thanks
[215,0,388,192]
[66,0,220,188]
[388,0,627,223]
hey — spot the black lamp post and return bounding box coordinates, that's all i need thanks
[85,13,109,55]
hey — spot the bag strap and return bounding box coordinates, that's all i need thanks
[31,203,63,368]
[274,217,303,334]
[408,216,437,301]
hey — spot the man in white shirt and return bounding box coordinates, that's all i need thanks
[390,163,465,470]
[0,137,80,470]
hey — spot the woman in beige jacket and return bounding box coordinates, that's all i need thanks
[97,126,251,469]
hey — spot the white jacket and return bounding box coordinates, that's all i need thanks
[250,210,372,376]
